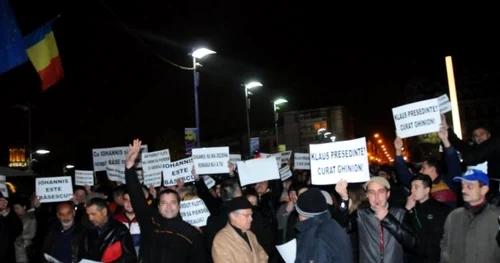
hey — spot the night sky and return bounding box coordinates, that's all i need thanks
[1,1,499,173]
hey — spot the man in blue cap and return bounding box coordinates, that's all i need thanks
[441,169,500,262]
[0,191,23,263]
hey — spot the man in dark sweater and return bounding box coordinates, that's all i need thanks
[125,139,206,263]
[404,174,451,263]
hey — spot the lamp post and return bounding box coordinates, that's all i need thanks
[273,98,288,151]
[28,149,50,172]
[244,82,263,155]
[63,164,74,175]
[191,48,216,147]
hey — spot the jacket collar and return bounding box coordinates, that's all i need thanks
[464,201,487,216]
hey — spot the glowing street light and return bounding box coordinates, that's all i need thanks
[244,81,263,155]
[65,164,75,169]
[191,48,216,59]
[35,149,50,154]
[191,47,216,147]
[273,98,288,150]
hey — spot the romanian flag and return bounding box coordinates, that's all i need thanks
[24,20,63,91]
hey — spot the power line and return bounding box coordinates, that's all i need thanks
[100,0,194,70]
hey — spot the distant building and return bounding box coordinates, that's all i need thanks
[283,106,354,152]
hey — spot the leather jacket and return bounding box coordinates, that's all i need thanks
[357,206,417,263]
[42,222,86,263]
[84,218,136,263]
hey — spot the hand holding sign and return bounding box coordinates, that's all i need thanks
[126,139,142,169]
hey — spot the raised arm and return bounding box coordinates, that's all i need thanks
[125,139,153,233]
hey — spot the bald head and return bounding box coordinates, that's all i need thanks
[57,202,75,229]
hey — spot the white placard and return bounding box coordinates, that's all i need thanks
[467,161,488,174]
[229,154,242,164]
[180,198,211,227]
[203,176,216,189]
[237,157,280,186]
[192,147,230,174]
[106,165,125,183]
[163,158,195,186]
[92,145,148,172]
[75,170,94,186]
[294,153,310,170]
[79,259,100,263]
[280,151,292,164]
[143,172,162,187]
[260,153,282,168]
[309,137,370,185]
[392,98,441,138]
[0,175,8,198]
[141,149,171,174]
[36,176,73,203]
[279,165,293,181]
[44,253,63,263]
[437,94,452,114]
[276,239,296,263]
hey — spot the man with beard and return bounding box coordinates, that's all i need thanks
[42,202,86,263]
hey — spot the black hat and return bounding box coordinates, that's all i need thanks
[226,196,253,213]
[295,187,327,217]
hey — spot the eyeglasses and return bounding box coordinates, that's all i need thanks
[236,212,253,218]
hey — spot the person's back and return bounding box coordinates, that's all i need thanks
[296,212,352,262]
[294,188,352,263]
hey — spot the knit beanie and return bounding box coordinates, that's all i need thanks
[295,187,328,217]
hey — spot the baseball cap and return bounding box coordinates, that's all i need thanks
[453,169,489,186]
[363,176,391,190]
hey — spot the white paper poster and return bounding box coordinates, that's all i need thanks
[276,239,296,263]
[392,98,441,138]
[106,165,126,183]
[75,170,94,186]
[163,158,195,186]
[237,157,280,186]
[36,176,73,203]
[143,172,162,187]
[279,165,293,181]
[180,198,211,227]
[141,149,171,174]
[309,137,370,185]
[192,147,230,174]
[294,153,310,170]
[92,145,148,172]
[437,94,452,114]
[0,175,8,198]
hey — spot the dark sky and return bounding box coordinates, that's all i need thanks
[1,1,499,173]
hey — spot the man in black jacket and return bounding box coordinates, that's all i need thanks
[336,177,418,262]
[84,198,136,263]
[0,192,23,263]
[125,139,206,263]
[405,174,451,263]
[42,202,86,263]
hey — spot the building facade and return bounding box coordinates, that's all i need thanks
[283,106,354,153]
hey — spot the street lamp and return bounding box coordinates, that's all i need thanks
[191,47,216,147]
[244,81,263,155]
[273,98,288,150]
[63,164,74,174]
[28,148,50,172]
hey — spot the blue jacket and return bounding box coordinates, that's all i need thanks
[295,211,352,263]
